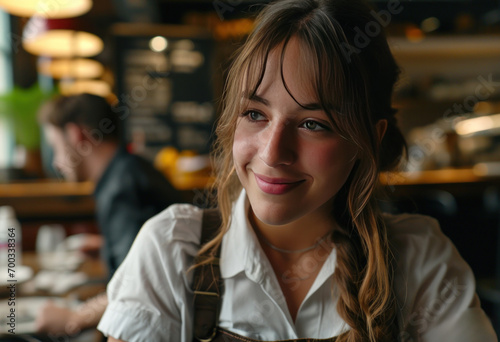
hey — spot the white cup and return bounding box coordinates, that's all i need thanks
[36,224,66,254]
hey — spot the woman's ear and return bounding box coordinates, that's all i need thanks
[376,119,388,143]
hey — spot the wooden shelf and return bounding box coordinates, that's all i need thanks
[0,180,94,198]
[381,167,500,186]
[0,180,95,220]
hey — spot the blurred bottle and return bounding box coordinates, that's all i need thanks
[154,146,179,181]
[0,206,22,267]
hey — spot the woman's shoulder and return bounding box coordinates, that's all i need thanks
[120,203,205,271]
[141,203,204,246]
[382,212,447,257]
[383,212,441,237]
[382,212,464,275]
[382,215,497,340]
[107,203,205,303]
[382,212,471,293]
[100,203,205,341]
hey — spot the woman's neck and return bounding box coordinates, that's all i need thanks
[248,201,336,256]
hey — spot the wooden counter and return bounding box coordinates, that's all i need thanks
[382,168,479,186]
[0,180,95,220]
[0,180,94,198]
[0,176,211,220]
[382,166,500,186]
[0,180,97,251]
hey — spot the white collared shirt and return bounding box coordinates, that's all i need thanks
[98,190,497,341]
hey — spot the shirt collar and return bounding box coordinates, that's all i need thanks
[220,189,271,282]
[219,189,337,287]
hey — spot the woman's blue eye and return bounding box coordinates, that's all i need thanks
[249,111,261,120]
[243,110,264,121]
[303,120,326,131]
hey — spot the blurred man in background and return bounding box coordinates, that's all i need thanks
[35,93,183,336]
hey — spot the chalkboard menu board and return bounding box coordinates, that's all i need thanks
[112,24,215,160]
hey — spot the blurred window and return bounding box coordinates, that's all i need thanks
[0,11,12,94]
[0,11,13,168]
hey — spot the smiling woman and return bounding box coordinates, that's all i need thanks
[98,1,497,341]
[233,37,358,229]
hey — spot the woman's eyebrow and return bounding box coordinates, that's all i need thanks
[249,93,270,106]
[249,93,322,111]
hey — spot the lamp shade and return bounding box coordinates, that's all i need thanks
[59,79,111,98]
[0,0,92,18]
[38,58,104,79]
[23,16,103,57]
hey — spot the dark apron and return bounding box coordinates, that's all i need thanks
[211,328,338,341]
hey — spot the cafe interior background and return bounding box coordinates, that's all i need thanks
[0,0,499,339]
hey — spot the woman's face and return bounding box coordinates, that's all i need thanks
[233,38,358,226]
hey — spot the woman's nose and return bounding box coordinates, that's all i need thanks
[259,122,296,167]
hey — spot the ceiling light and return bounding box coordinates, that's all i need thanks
[149,36,168,52]
[0,0,92,19]
[22,16,103,57]
[38,58,104,79]
[59,79,111,97]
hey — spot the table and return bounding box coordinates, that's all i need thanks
[0,251,108,342]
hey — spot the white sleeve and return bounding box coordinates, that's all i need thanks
[97,204,203,342]
[388,214,497,342]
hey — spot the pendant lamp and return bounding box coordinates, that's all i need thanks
[23,16,103,58]
[0,0,92,18]
[59,79,111,98]
[38,58,104,79]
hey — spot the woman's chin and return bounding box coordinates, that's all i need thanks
[250,204,300,227]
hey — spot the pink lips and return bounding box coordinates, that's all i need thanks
[254,173,304,195]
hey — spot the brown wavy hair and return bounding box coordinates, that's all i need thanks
[197,0,407,340]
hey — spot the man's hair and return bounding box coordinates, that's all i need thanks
[38,93,121,142]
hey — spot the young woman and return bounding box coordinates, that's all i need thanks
[98,0,497,341]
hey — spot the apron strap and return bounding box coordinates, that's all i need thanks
[193,208,223,342]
